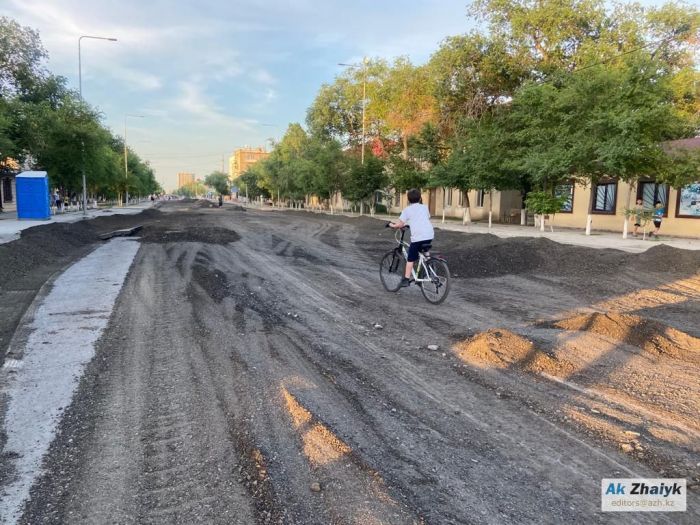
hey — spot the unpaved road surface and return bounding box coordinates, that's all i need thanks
[2,201,699,524]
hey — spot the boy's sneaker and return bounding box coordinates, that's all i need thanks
[399,277,411,288]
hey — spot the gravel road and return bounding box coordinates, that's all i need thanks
[5,201,699,524]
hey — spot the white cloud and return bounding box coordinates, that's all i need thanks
[109,65,162,91]
[251,68,276,85]
[174,80,253,131]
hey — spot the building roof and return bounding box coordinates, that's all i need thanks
[17,171,48,178]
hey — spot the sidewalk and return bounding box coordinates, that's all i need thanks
[247,204,700,253]
[0,203,153,245]
[426,218,700,253]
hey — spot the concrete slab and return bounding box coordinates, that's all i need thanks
[0,238,140,524]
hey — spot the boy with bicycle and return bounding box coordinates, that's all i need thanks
[388,188,434,287]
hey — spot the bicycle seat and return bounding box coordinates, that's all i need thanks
[419,244,432,253]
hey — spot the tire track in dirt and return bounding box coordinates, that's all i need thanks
[12,204,699,524]
[222,231,672,524]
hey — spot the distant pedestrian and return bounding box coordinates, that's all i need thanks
[53,190,61,213]
[650,201,664,238]
[632,199,644,237]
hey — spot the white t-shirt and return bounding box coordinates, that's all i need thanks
[399,203,434,242]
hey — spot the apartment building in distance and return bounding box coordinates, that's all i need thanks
[177,172,195,188]
[229,147,269,179]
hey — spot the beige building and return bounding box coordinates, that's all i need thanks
[177,172,195,188]
[229,147,269,179]
[387,182,699,237]
[385,137,700,238]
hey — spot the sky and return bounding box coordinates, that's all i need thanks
[3,0,479,191]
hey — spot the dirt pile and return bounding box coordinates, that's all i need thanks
[0,208,163,360]
[452,329,571,374]
[0,222,96,285]
[540,313,700,362]
[140,226,240,244]
[351,215,700,280]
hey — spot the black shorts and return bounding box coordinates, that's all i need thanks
[407,239,432,262]
[653,219,662,228]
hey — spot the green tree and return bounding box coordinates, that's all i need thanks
[0,16,48,96]
[205,171,230,195]
[174,181,206,198]
[306,59,390,148]
[343,154,387,215]
[302,136,348,212]
[235,164,268,201]
[376,58,436,156]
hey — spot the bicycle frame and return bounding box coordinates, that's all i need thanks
[394,228,434,283]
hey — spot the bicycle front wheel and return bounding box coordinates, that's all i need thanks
[420,258,450,304]
[379,250,406,292]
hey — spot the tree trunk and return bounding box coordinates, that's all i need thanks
[586,185,595,235]
[462,191,472,225]
[521,208,526,226]
[623,182,634,239]
[540,214,545,232]
[442,187,446,224]
[488,190,493,229]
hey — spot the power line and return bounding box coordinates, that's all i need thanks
[139,152,227,160]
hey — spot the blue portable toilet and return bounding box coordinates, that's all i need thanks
[16,171,51,220]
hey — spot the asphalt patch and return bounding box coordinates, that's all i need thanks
[139,226,240,244]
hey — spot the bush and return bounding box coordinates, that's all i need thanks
[524,191,568,215]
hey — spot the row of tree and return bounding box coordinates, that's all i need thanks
[173,172,230,198]
[235,0,699,225]
[0,17,162,201]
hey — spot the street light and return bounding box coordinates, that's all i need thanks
[124,114,145,206]
[338,57,368,165]
[78,35,117,215]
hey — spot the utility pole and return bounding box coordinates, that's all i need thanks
[78,35,117,215]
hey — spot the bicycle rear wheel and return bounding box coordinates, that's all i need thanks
[420,258,450,304]
[379,250,406,292]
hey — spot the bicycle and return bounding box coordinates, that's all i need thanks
[379,224,450,304]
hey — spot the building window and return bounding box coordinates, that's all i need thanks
[476,190,485,208]
[446,189,452,207]
[592,180,617,213]
[637,181,668,217]
[554,182,574,213]
[676,182,700,218]
[458,190,464,207]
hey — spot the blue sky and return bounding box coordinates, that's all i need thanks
[3,0,477,191]
[3,0,669,191]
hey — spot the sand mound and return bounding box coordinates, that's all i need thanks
[452,329,571,374]
[541,313,700,362]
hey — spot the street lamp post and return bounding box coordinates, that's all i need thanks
[124,114,145,206]
[78,35,117,215]
[338,58,368,165]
